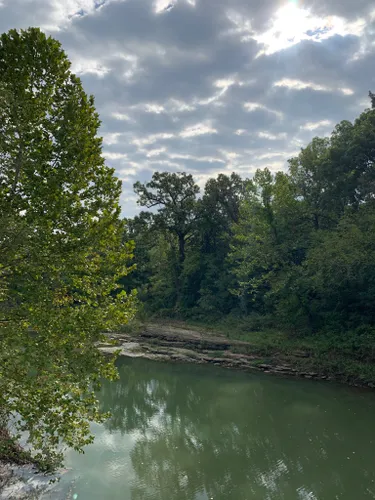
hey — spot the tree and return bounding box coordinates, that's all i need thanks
[0,28,136,467]
[202,172,246,225]
[305,205,375,329]
[229,168,314,321]
[288,137,334,230]
[186,173,246,316]
[134,172,199,307]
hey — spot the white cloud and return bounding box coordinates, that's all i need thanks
[102,132,123,145]
[71,57,110,77]
[167,99,196,113]
[146,147,166,157]
[33,0,121,31]
[169,153,225,163]
[219,149,240,161]
[301,120,333,131]
[258,131,287,140]
[274,79,327,92]
[180,122,217,138]
[244,102,283,118]
[263,160,285,171]
[197,88,228,106]
[341,88,355,96]
[154,0,176,14]
[274,79,354,96]
[112,112,132,121]
[132,133,175,147]
[118,167,138,177]
[149,159,182,168]
[142,103,166,114]
[254,3,366,56]
[214,78,236,89]
[255,151,296,160]
[103,151,128,160]
[154,0,197,14]
[244,102,263,112]
[225,9,253,41]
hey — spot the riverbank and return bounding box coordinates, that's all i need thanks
[101,320,375,389]
[0,428,58,499]
[0,461,58,500]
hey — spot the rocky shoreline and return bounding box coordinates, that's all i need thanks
[0,462,59,500]
[99,323,334,384]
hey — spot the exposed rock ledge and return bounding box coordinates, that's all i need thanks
[99,323,328,382]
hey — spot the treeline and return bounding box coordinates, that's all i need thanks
[123,98,375,337]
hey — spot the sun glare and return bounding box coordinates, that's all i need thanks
[255,2,319,55]
[274,3,311,36]
[254,0,365,56]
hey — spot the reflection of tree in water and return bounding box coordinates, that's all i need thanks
[99,358,375,500]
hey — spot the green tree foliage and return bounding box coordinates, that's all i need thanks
[134,172,199,264]
[305,206,375,329]
[0,28,136,467]
[230,103,375,332]
[185,173,246,316]
[130,98,375,339]
[133,172,199,309]
[129,172,246,317]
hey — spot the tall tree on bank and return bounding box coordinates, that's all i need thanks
[134,172,199,307]
[0,28,136,467]
[183,173,246,315]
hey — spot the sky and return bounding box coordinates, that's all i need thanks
[1,0,375,216]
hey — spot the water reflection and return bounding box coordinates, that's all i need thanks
[93,358,375,500]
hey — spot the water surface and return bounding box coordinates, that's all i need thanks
[46,357,375,499]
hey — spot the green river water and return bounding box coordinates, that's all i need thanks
[45,357,375,500]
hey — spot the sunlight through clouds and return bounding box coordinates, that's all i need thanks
[254,1,366,56]
[2,0,373,215]
[153,0,175,14]
[37,0,120,30]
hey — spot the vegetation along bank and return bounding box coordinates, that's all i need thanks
[119,94,375,389]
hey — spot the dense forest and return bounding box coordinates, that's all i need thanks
[123,98,375,340]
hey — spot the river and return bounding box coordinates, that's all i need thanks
[44,357,375,499]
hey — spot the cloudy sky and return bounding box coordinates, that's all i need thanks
[1,0,375,215]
